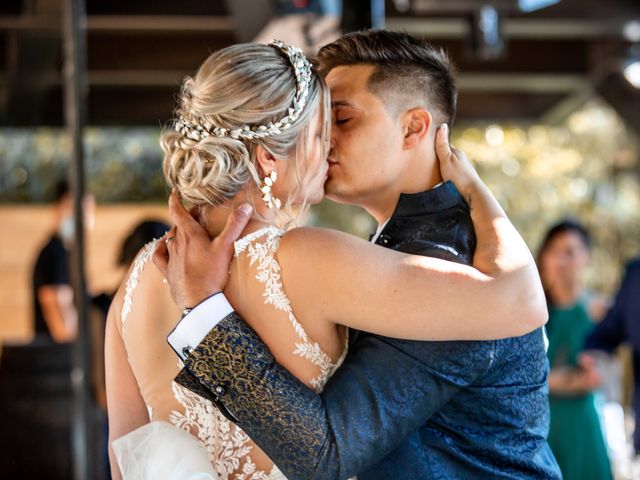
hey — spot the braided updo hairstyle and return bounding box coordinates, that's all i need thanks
[162,43,330,212]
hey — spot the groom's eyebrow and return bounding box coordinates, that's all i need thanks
[332,101,364,114]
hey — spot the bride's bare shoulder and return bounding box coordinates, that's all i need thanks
[277,226,372,276]
[280,226,364,252]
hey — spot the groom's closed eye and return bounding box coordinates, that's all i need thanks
[334,109,354,126]
[332,101,360,126]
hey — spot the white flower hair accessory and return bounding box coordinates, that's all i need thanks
[174,39,313,141]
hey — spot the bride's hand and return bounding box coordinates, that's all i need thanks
[435,124,482,201]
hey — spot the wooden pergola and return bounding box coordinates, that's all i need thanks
[0,1,638,479]
[0,0,639,128]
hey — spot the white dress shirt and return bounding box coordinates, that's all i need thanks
[167,293,234,360]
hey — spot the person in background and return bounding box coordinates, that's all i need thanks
[539,219,613,480]
[585,258,640,455]
[92,219,170,317]
[31,180,95,343]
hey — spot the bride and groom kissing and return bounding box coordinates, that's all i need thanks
[106,30,562,479]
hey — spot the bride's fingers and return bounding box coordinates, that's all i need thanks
[435,123,453,163]
[450,145,465,162]
[215,203,253,248]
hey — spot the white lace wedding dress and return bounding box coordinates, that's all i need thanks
[111,226,347,480]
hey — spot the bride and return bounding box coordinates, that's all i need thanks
[105,40,544,479]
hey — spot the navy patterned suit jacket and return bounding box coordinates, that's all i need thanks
[176,182,561,479]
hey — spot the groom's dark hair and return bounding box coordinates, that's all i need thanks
[317,29,457,125]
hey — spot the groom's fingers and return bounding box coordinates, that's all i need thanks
[169,190,205,237]
[215,203,253,248]
[153,227,177,277]
[165,225,179,255]
[153,235,169,277]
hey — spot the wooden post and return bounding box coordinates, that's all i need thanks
[62,0,93,478]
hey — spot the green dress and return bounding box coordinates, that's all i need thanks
[546,301,612,480]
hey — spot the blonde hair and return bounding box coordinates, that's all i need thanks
[161,43,330,217]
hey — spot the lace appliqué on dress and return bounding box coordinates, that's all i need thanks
[168,226,347,480]
[170,382,273,480]
[119,237,288,479]
[121,239,159,334]
[234,226,344,391]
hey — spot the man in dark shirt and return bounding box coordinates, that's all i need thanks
[33,233,72,341]
[32,181,94,343]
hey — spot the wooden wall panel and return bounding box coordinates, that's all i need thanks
[0,204,170,343]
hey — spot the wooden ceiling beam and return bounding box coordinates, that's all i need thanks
[0,15,235,33]
[386,17,636,40]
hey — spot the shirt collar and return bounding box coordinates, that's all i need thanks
[389,181,464,218]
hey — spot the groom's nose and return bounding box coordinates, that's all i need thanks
[328,139,337,160]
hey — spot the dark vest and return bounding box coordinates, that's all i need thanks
[373,181,475,263]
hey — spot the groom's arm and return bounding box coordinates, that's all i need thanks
[171,299,479,480]
[155,192,480,479]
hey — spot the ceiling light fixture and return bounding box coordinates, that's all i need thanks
[517,0,561,13]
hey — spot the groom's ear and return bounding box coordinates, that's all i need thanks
[255,145,278,175]
[402,108,432,150]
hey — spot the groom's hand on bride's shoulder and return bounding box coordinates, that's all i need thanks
[153,190,252,311]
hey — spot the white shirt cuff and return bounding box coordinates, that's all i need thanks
[167,293,234,360]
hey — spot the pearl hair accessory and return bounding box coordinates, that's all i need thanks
[260,170,281,209]
[174,39,313,142]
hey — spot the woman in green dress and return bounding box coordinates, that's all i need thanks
[539,220,612,480]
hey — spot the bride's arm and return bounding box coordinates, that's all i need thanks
[438,124,538,292]
[278,129,545,341]
[104,288,149,480]
[157,131,544,342]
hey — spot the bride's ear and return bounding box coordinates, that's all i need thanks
[255,145,277,175]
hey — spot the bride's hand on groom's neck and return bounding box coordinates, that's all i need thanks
[153,190,252,311]
[435,124,482,201]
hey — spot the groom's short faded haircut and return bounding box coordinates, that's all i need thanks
[316,29,457,125]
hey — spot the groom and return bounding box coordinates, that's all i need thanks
[157,30,560,479]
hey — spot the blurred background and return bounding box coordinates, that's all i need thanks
[0,0,639,478]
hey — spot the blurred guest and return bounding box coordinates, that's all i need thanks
[92,219,170,316]
[539,219,612,480]
[31,180,95,343]
[585,258,640,453]
[118,220,170,266]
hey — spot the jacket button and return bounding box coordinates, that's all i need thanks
[379,235,391,245]
[215,385,225,396]
[182,346,193,358]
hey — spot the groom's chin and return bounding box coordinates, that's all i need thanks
[324,191,352,206]
[324,181,351,206]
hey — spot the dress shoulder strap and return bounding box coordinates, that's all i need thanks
[234,225,341,391]
[121,239,159,334]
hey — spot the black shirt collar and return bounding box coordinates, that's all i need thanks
[390,181,466,218]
